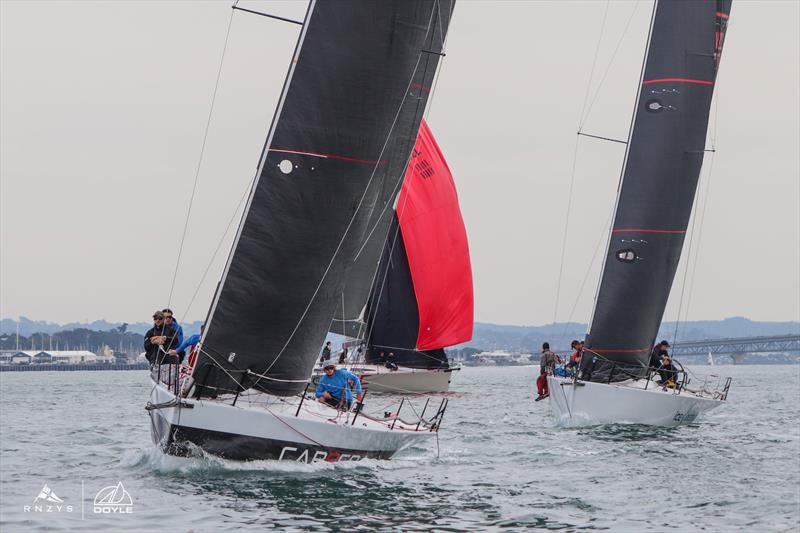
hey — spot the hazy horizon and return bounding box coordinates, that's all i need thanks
[2,1,798,326]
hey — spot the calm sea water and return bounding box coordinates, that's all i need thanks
[1,365,798,532]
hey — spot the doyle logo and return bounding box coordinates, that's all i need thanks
[24,484,73,513]
[93,482,133,514]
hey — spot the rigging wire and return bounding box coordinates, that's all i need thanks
[549,135,581,336]
[344,0,454,371]
[577,0,611,129]
[559,207,615,341]
[181,184,250,320]
[167,10,236,307]
[578,0,643,132]
[671,60,724,344]
[682,87,722,337]
[550,0,617,340]
[353,13,450,360]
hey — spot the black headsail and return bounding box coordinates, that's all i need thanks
[330,3,454,339]
[583,1,732,381]
[364,215,449,369]
[191,1,455,398]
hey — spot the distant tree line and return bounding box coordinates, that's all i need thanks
[0,324,144,354]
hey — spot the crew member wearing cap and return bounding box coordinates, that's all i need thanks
[316,363,363,411]
[144,310,179,365]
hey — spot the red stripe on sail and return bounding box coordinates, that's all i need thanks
[642,78,713,86]
[612,229,687,234]
[269,148,385,165]
[396,120,473,350]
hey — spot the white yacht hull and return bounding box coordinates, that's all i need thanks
[147,379,434,462]
[547,376,725,427]
[352,364,457,393]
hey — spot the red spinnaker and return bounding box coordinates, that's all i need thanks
[396,120,473,350]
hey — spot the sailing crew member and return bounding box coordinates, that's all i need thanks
[338,346,348,364]
[320,341,332,365]
[659,352,678,386]
[385,352,398,371]
[566,340,583,374]
[540,342,560,374]
[162,308,184,347]
[316,363,363,410]
[144,310,179,364]
[168,332,201,363]
[650,340,670,371]
[537,342,560,400]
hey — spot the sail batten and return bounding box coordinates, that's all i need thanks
[192,1,455,398]
[584,0,732,381]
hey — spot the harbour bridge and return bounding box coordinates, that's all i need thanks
[670,334,800,364]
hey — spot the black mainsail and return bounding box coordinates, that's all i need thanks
[584,0,731,380]
[192,1,454,398]
[331,3,454,338]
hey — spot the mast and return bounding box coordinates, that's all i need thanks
[191,1,455,398]
[584,1,732,381]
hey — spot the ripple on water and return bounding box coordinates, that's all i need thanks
[0,366,797,531]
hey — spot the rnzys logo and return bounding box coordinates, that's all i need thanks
[24,484,74,513]
[93,482,133,514]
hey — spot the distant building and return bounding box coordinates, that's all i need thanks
[473,350,533,366]
[47,351,97,364]
[95,345,115,364]
[10,351,34,364]
[33,351,53,364]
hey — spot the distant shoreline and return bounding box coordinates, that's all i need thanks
[0,363,148,372]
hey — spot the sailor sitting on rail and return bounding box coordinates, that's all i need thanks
[316,363,363,411]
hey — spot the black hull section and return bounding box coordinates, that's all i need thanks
[149,410,393,462]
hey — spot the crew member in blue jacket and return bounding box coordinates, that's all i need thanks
[168,334,200,363]
[316,363,363,410]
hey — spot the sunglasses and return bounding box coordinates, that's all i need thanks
[153,317,163,321]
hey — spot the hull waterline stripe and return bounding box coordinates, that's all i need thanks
[642,77,713,85]
[269,148,386,165]
[612,228,687,234]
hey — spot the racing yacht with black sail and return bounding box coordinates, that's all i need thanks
[548,0,734,427]
[148,0,455,461]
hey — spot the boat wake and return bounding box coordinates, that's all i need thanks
[120,445,435,476]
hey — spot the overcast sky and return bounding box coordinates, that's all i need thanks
[1,0,798,328]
